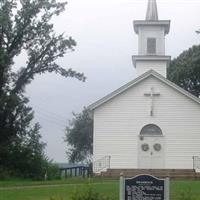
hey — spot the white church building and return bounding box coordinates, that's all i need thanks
[88,0,200,175]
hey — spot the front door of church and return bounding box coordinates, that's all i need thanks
[138,136,164,169]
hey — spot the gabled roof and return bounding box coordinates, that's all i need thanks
[88,70,200,110]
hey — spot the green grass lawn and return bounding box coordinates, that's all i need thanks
[0,177,112,188]
[171,180,200,200]
[1,179,200,200]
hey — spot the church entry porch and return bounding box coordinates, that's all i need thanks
[138,124,165,169]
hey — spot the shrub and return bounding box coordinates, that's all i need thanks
[71,184,114,200]
[46,163,60,180]
[0,167,11,180]
[49,183,114,200]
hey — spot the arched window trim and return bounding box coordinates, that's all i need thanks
[140,124,163,137]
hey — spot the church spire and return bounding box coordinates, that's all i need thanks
[133,0,171,77]
[146,0,158,21]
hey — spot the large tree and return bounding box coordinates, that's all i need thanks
[64,109,93,163]
[0,94,48,179]
[0,0,85,178]
[167,45,200,97]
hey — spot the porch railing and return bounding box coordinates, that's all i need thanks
[193,156,200,172]
[93,156,111,173]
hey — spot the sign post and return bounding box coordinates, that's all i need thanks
[119,174,170,200]
[164,177,170,200]
[119,173,125,200]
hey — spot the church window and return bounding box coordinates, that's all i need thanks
[140,124,162,136]
[147,38,156,54]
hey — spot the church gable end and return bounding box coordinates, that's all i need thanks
[88,70,200,111]
[93,74,200,171]
[91,0,200,173]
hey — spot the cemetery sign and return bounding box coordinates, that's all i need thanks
[120,174,169,200]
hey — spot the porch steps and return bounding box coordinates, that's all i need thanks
[100,169,200,179]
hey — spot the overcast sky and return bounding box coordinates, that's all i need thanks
[22,0,200,162]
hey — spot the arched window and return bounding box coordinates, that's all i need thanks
[140,124,162,136]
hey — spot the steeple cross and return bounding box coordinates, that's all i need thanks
[144,87,160,116]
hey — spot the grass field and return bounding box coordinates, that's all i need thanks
[1,179,200,200]
[0,178,110,188]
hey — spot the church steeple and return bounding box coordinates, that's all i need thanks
[146,0,158,21]
[132,0,171,78]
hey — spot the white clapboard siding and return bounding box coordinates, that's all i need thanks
[93,75,200,171]
[136,61,167,78]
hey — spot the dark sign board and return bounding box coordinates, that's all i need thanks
[124,174,165,200]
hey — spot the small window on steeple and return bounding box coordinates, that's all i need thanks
[147,38,156,54]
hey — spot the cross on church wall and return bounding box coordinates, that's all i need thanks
[144,87,160,116]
